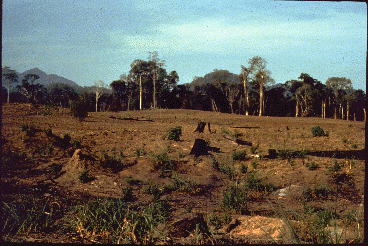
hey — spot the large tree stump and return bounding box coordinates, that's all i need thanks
[194,122,212,133]
[194,122,206,133]
[190,139,209,156]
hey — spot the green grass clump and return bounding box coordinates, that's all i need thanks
[222,181,248,214]
[327,160,342,173]
[231,150,247,161]
[71,197,170,244]
[306,161,319,170]
[163,126,182,141]
[2,196,57,237]
[247,172,274,192]
[152,151,176,174]
[209,212,232,229]
[135,148,146,157]
[250,143,260,154]
[302,185,330,201]
[311,126,328,137]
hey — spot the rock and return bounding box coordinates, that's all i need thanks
[273,185,303,199]
[229,215,302,243]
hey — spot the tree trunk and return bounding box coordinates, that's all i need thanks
[295,101,299,117]
[334,106,337,119]
[139,76,142,110]
[259,83,264,116]
[341,104,344,120]
[95,92,99,112]
[242,75,249,116]
[346,101,349,121]
[364,108,366,123]
[153,71,156,109]
[7,88,10,103]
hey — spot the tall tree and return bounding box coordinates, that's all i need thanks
[325,77,352,119]
[48,83,77,108]
[148,51,165,109]
[2,66,19,103]
[17,74,45,103]
[239,66,251,115]
[94,80,105,112]
[248,56,274,116]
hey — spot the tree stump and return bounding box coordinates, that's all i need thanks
[194,122,206,133]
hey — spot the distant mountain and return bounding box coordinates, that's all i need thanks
[19,68,83,91]
[2,67,83,92]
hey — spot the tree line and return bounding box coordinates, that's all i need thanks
[2,53,366,121]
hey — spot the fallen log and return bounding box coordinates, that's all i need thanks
[222,133,252,146]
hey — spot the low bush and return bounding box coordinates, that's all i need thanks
[306,161,319,170]
[70,99,89,121]
[152,151,176,174]
[164,126,182,141]
[231,150,247,161]
[222,181,248,214]
[240,163,248,174]
[209,212,232,229]
[247,172,274,192]
[99,150,125,172]
[311,126,327,137]
[250,143,260,154]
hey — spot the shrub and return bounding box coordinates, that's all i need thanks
[311,126,327,137]
[222,182,248,214]
[70,99,89,121]
[247,172,274,192]
[327,160,342,173]
[164,126,182,141]
[231,150,247,161]
[250,143,260,154]
[351,143,358,149]
[306,161,319,170]
[219,164,235,180]
[240,163,248,174]
[125,176,144,186]
[302,185,330,200]
[210,212,232,229]
[152,151,176,173]
[45,128,53,137]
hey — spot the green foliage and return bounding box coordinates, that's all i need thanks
[240,163,248,174]
[37,143,54,156]
[231,150,247,161]
[170,173,201,195]
[209,212,232,229]
[328,160,342,173]
[351,143,357,149]
[306,161,319,170]
[302,185,330,201]
[152,151,176,174]
[251,160,258,169]
[164,126,182,141]
[2,196,57,236]
[250,143,260,154]
[219,164,235,180]
[222,181,248,214]
[311,126,327,137]
[70,99,89,121]
[247,172,274,192]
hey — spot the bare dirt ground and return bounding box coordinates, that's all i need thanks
[1,103,365,244]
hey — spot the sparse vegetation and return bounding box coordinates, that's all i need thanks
[231,150,247,161]
[222,181,248,214]
[306,161,319,170]
[163,126,182,141]
[311,126,327,137]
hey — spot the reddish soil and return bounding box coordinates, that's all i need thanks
[1,103,365,244]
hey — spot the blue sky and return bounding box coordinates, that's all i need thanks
[2,0,367,91]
